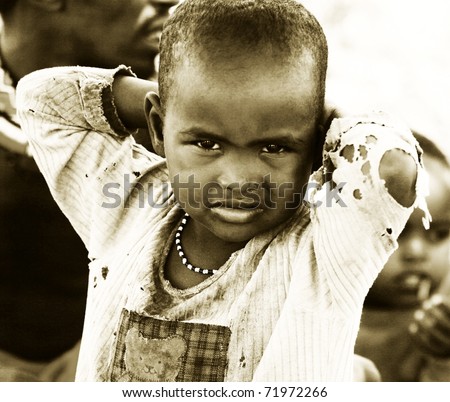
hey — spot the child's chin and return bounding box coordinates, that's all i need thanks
[366,293,421,310]
[393,295,424,309]
[214,227,262,244]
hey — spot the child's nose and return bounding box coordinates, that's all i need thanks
[401,235,428,263]
[217,171,257,191]
[217,157,262,189]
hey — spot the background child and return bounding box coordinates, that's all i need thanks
[355,132,450,381]
[16,0,425,381]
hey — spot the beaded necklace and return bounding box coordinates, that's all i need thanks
[175,213,218,275]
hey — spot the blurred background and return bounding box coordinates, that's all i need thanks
[302,0,450,152]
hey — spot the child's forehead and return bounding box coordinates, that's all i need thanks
[168,56,320,121]
[422,157,450,216]
[172,50,318,92]
[425,155,450,176]
[426,157,450,190]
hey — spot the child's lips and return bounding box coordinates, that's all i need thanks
[394,272,433,301]
[209,202,264,224]
[209,199,261,210]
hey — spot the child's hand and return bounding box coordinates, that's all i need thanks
[353,354,381,382]
[409,294,450,358]
[320,102,342,134]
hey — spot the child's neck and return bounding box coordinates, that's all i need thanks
[164,215,247,289]
[185,216,247,268]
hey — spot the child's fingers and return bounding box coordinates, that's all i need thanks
[409,304,450,357]
[422,295,450,331]
[414,309,450,341]
[409,320,450,357]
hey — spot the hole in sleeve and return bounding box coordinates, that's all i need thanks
[353,189,362,199]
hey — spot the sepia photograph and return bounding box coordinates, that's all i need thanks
[0,0,449,399]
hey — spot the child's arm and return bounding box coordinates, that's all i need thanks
[370,148,417,207]
[410,294,450,357]
[112,75,157,129]
[253,113,429,381]
[353,354,381,382]
[16,66,162,256]
[308,113,430,315]
[416,296,450,381]
[410,271,450,380]
[319,106,417,207]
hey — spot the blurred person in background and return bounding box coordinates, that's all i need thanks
[0,0,177,381]
[355,132,450,381]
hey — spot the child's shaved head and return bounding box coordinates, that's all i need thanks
[159,0,328,116]
[413,131,450,169]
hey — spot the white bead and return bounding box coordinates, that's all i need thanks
[175,213,215,276]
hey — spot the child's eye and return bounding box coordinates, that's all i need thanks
[428,227,450,242]
[195,140,220,150]
[262,144,287,154]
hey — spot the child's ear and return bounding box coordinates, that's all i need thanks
[312,104,341,172]
[145,92,165,158]
[311,127,325,172]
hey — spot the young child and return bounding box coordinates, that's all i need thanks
[16,0,427,382]
[356,133,450,381]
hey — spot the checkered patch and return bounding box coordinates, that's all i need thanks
[110,309,231,381]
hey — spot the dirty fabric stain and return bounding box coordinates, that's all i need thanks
[111,310,231,382]
[101,266,109,280]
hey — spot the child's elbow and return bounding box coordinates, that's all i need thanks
[379,148,418,208]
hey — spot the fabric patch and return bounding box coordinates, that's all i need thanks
[119,329,186,381]
[111,310,231,382]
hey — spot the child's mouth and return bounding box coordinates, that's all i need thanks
[208,199,262,210]
[209,201,264,224]
[394,272,433,302]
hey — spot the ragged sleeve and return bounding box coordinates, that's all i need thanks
[15,66,164,256]
[308,111,430,316]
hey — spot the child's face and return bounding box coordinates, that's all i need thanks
[159,55,320,243]
[366,158,450,308]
